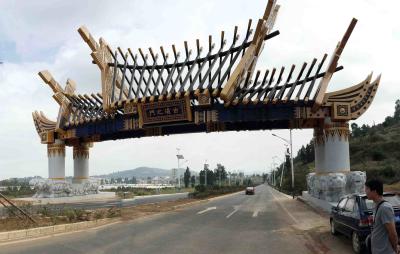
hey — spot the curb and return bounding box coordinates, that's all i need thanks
[267,185,295,199]
[296,196,330,218]
[0,218,119,243]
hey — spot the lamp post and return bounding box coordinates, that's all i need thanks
[272,130,295,198]
[176,148,184,188]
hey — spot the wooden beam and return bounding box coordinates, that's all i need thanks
[312,18,357,112]
[78,26,99,52]
[38,70,63,94]
[220,1,278,103]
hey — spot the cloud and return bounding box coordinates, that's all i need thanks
[0,0,399,179]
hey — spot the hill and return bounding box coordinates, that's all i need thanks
[96,167,187,179]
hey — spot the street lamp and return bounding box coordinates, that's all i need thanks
[176,148,184,188]
[272,130,295,197]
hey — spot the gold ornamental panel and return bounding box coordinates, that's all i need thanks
[314,121,350,145]
[332,102,351,120]
[47,143,65,157]
[73,143,90,159]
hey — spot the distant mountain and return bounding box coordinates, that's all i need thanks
[96,167,174,179]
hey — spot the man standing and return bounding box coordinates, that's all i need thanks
[365,179,399,254]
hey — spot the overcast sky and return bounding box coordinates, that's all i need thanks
[0,0,399,179]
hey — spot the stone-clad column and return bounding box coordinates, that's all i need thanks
[314,118,350,173]
[306,118,365,202]
[47,139,66,180]
[73,143,91,183]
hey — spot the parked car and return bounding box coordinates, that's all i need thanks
[330,193,400,253]
[245,186,255,195]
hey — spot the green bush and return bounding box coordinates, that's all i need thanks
[38,205,52,217]
[63,209,77,221]
[194,185,206,193]
[107,207,120,218]
[370,149,386,161]
[94,210,106,220]
[190,185,246,199]
[382,166,396,178]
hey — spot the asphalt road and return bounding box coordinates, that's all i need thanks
[0,185,353,254]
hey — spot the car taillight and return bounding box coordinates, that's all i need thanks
[359,216,373,227]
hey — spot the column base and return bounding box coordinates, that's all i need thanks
[72,177,89,184]
[306,171,366,202]
[29,178,100,198]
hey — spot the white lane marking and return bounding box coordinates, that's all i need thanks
[252,210,259,218]
[267,186,299,224]
[226,209,238,218]
[197,206,217,215]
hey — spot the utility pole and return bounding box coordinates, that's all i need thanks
[290,129,294,197]
[272,130,295,198]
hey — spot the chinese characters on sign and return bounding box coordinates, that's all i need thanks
[141,98,191,124]
[147,106,181,117]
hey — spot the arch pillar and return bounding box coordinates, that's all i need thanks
[307,118,366,202]
[47,139,66,180]
[314,118,350,174]
[73,143,91,183]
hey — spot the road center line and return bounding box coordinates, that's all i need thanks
[197,206,216,215]
[226,209,238,218]
[252,210,259,218]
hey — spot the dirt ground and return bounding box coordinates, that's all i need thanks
[0,198,202,232]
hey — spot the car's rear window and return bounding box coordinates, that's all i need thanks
[361,194,400,211]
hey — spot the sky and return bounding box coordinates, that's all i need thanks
[0,0,399,179]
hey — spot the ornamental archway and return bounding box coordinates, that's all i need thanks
[33,1,379,200]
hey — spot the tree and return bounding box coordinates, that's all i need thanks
[215,164,228,186]
[208,170,215,186]
[305,141,314,163]
[190,175,196,187]
[394,99,400,121]
[199,170,206,185]
[262,173,267,183]
[351,123,361,137]
[199,169,215,186]
[184,167,191,188]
